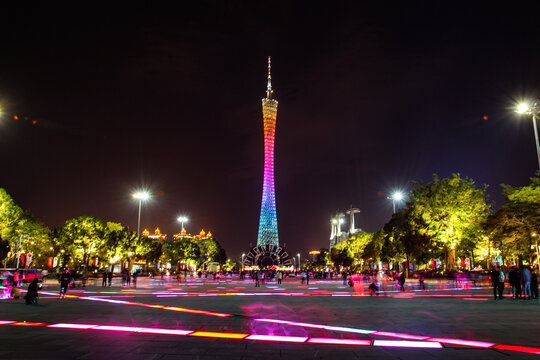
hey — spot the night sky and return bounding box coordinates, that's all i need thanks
[1,3,540,259]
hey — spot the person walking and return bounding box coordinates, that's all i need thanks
[306,271,310,285]
[59,269,71,299]
[521,266,532,299]
[398,272,406,292]
[102,271,107,287]
[107,270,113,286]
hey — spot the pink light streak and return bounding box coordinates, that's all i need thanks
[307,338,371,346]
[374,331,429,340]
[373,340,442,348]
[246,334,308,343]
[48,323,97,329]
[427,337,494,348]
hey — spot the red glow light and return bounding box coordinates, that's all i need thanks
[494,344,540,354]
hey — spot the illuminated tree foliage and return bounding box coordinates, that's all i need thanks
[408,174,490,271]
[60,216,106,266]
[380,208,432,277]
[486,173,540,264]
[0,189,51,266]
[331,232,374,270]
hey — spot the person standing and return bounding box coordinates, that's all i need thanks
[530,269,538,299]
[508,267,516,298]
[521,266,532,299]
[102,271,107,287]
[254,270,260,287]
[107,270,113,286]
[491,267,501,300]
[277,271,282,285]
[498,267,505,299]
[306,271,310,285]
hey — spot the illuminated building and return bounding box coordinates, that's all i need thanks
[330,206,362,249]
[244,57,292,268]
[173,229,214,241]
[309,251,321,262]
[257,56,279,247]
[142,228,167,240]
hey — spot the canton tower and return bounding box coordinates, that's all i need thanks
[257,57,279,246]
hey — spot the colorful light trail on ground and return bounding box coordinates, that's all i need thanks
[2,320,540,354]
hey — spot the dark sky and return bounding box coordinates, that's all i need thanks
[1,3,540,260]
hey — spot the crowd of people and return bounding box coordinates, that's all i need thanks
[491,266,539,300]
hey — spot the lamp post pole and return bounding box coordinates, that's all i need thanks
[297,253,301,271]
[177,216,188,240]
[531,114,540,170]
[517,100,540,169]
[132,192,150,238]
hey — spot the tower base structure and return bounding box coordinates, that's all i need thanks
[243,244,292,268]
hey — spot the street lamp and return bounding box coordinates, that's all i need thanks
[132,191,150,236]
[516,99,540,169]
[388,191,404,213]
[241,253,245,269]
[297,253,301,270]
[177,216,188,239]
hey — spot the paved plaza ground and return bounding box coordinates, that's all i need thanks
[0,275,539,359]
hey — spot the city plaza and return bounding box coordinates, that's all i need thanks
[0,274,538,359]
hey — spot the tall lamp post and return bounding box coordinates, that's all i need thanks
[132,192,150,237]
[177,216,188,240]
[388,191,404,214]
[241,253,245,270]
[516,100,540,170]
[297,253,301,271]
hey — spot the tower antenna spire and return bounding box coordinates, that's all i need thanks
[266,56,272,97]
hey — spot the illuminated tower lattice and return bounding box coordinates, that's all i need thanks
[257,56,279,247]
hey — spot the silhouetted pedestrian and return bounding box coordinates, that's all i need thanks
[102,271,107,287]
[59,269,71,299]
[107,270,112,286]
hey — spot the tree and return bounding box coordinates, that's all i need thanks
[408,174,490,271]
[486,172,540,266]
[381,208,431,277]
[60,216,106,267]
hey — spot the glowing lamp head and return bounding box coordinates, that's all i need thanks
[517,102,531,114]
[133,192,150,201]
[177,216,188,223]
[392,192,404,201]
